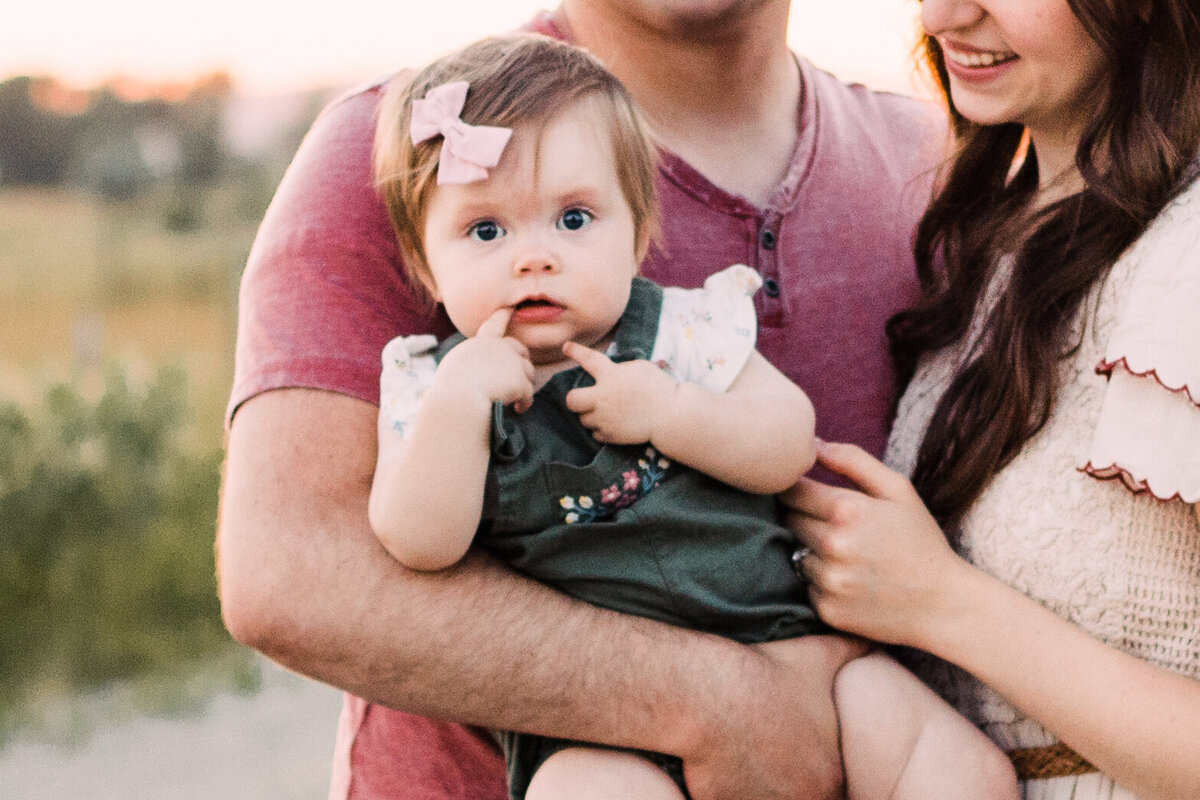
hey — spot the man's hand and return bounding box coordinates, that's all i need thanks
[437,307,535,413]
[224,390,866,799]
[681,634,867,800]
[563,340,677,444]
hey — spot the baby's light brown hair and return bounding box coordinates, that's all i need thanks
[373,34,659,302]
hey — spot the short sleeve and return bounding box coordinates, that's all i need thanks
[1079,176,1200,503]
[379,335,439,439]
[226,81,452,426]
[649,264,762,392]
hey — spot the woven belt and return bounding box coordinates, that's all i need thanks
[1007,742,1098,780]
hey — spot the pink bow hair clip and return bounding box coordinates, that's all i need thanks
[410,81,513,185]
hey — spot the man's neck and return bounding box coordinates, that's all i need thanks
[556,0,801,207]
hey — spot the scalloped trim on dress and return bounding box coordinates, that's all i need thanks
[1078,462,1196,503]
[1096,356,1200,407]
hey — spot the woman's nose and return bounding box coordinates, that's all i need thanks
[922,0,986,36]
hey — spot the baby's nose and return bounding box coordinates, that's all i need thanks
[512,250,559,274]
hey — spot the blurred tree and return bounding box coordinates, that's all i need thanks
[0,76,78,185]
[0,73,237,201]
[162,73,235,231]
[73,85,164,201]
[175,73,233,186]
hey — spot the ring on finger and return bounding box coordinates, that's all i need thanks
[791,546,813,575]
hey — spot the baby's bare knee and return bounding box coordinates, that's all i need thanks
[971,745,1019,800]
[526,747,685,800]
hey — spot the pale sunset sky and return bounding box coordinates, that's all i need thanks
[2,1,928,96]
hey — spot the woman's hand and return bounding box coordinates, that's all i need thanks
[788,444,1200,799]
[781,440,967,649]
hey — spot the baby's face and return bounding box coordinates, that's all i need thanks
[421,99,641,367]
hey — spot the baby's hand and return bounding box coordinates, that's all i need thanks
[437,308,535,413]
[563,341,676,444]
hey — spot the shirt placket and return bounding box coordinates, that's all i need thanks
[753,211,786,327]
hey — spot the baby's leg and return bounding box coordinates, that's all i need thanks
[834,652,1019,800]
[525,746,687,800]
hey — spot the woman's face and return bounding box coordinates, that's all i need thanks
[923,0,1108,160]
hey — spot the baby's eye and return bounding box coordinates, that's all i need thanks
[557,208,593,231]
[469,220,504,242]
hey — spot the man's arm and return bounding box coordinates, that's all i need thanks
[217,387,861,800]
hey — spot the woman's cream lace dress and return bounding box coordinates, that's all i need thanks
[884,176,1200,799]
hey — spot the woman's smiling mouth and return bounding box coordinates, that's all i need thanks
[942,43,1019,69]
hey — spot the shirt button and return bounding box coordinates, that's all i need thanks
[760,229,776,250]
[763,278,781,298]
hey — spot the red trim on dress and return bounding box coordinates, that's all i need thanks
[1096,357,1200,407]
[1078,462,1190,503]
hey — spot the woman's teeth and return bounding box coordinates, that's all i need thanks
[947,49,1017,68]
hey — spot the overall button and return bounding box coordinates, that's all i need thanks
[763,278,781,298]
[760,229,776,250]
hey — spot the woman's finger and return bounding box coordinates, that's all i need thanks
[792,538,835,593]
[787,508,839,557]
[814,440,910,500]
[779,475,846,521]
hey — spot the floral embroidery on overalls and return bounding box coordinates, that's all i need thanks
[559,448,672,524]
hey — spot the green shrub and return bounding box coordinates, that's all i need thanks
[0,362,244,740]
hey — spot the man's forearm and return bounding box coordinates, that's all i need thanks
[219,388,860,800]
[218,388,737,754]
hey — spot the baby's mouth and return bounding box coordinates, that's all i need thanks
[515,297,561,311]
[510,296,566,323]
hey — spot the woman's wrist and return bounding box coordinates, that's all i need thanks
[909,554,1004,660]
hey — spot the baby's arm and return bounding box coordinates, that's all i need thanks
[369,309,534,571]
[564,341,815,494]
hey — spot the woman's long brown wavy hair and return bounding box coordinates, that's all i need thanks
[888,0,1200,527]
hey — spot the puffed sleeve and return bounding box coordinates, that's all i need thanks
[1079,177,1200,503]
[649,264,762,393]
[379,335,439,440]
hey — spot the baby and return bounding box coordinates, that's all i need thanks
[369,33,1017,800]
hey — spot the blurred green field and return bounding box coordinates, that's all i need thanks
[0,183,258,432]
[0,182,266,743]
